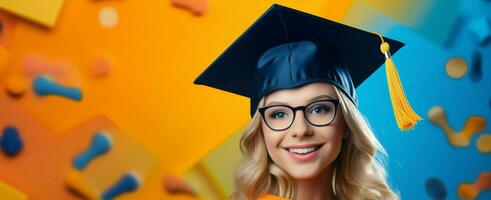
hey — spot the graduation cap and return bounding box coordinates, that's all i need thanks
[194,4,422,130]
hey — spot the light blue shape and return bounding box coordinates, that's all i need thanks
[73,132,112,170]
[33,76,83,101]
[468,17,491,45]
[102,173,139,200]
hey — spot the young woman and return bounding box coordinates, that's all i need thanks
[233,82,398,199]
[194,4,421,200]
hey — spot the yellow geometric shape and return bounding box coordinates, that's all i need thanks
[477,134,491,153]
[0,180,28,200]
[446,57,468,79]
[65,170,100,200]
[184,162,224,200]
[184,127,244,200]
[0,0,64,28]
[428,106,486,147]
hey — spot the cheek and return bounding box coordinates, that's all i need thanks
[316,127,344,153]
[315,119,347,157]
[261,122,283,158]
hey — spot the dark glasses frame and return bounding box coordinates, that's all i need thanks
[258,99,340,131]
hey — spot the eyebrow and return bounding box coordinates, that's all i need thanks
[265,94,335,106]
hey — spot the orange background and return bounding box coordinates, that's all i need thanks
[0,0,352,199]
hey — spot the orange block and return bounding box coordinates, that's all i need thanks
[0,10,16,48]
[63,116,158,199]
[0,93,78,200]
[0,92,158,199]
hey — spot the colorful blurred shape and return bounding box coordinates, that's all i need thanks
[22,54,68,80]
[99,7,119,28]
[33,75,83,101]
[446,57,468,79]
[163,174,196,196]
[458,172,491,200]
[468,17,491,45]
[65,170,99,200]
[0,93,78,199]
[470,50,482,82]
[358,0,460,45]
[428,106,486,147]
[0,0,64,28]
[4,75,27,98]
[0,126,23,156]
[102,173,140,200]
[425,177,447,200]
[90,57,112,78]
[477,134,491,153]
[64,117,158,200]
[0,91,157,199]
[0,180,28,200]
[73,132,112,170]
[171,0,208,16]
[183,129,243,199]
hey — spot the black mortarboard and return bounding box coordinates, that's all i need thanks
[194,4,422,130]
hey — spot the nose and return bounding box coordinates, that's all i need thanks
[289,110,313,138]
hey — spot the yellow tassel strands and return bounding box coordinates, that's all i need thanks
[375,33,423,130]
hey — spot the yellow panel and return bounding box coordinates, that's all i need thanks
[0,181,28,200]
[0,0,64,27]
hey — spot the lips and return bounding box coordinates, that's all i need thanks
[283,144,324,161]
[287,145,322,154]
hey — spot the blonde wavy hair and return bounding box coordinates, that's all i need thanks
[231,85,400,200]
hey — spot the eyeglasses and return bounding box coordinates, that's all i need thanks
[258,99,340,131]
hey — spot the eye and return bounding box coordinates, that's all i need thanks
[270,111,288,119]
[309,104,331,114]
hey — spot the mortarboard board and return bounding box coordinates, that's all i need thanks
[194,4,422,130]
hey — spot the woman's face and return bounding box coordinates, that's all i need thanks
[261,82,348,180]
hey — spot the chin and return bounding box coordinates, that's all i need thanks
[284,164,326,180]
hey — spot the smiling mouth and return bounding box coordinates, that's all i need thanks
[284,144,323,155]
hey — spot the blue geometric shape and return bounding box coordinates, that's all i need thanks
[73,132,112,170]
[102,173,139,200]
[425,177,447,200]
[1,126,23,156]
[470,50,482,82]
[32,75,82,101]
[468,17,491,45]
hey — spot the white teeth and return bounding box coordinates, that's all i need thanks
[288,146,317,154]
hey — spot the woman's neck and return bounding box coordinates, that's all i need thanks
[294,166,335,200]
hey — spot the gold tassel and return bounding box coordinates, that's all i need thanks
[375,33,422,130]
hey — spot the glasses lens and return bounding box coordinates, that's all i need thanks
[263,106,294,130]
[305,101,336,126]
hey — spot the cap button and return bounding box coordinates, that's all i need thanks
[380,42,390,53]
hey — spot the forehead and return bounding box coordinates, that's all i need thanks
[264,82,337,105]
